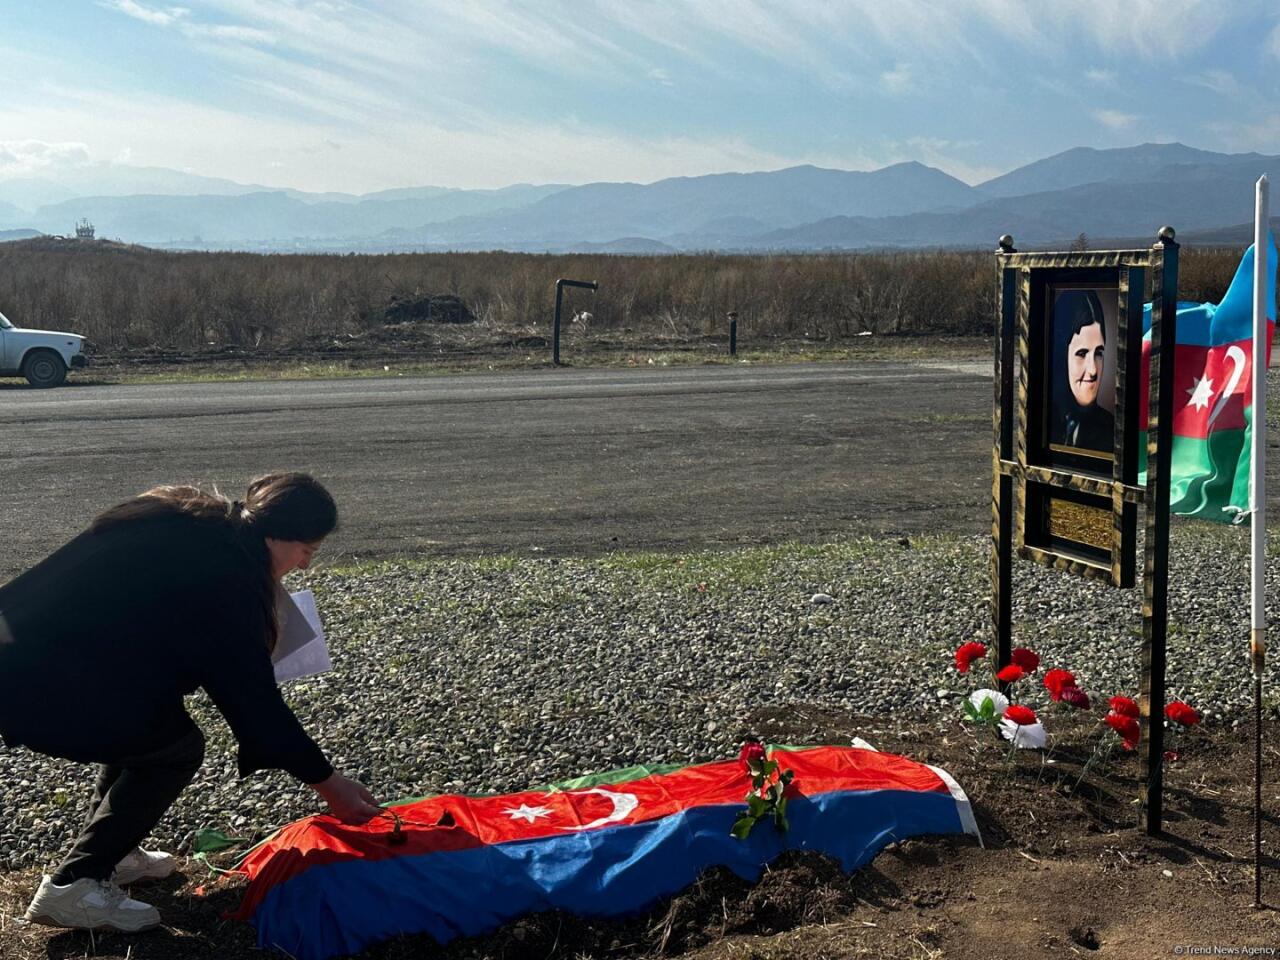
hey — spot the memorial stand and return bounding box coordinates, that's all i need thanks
[991,229,1179,835]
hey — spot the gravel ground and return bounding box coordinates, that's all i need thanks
[1,524,1274,872]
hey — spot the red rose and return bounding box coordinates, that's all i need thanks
[1059,687,1091,710]
[1003,704,1038,726]
[738,738,766,774]
[997,664,1025,683]
[1044,669,1077,701]
[1108,696,1139,718]
[1010,648,1041,672]
[1164,701,1201,726]
[954,642,987,673]
[1105,712,1140,749]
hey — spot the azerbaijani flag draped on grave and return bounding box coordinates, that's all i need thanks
[232,744,979,960]
[1139,235,1278,521]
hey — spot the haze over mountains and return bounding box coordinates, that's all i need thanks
[0,143,1273,254]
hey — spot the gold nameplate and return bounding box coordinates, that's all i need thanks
[1044,496,1111,552]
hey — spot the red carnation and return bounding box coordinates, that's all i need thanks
[1059,687,1091,710]
[1109,696,1139,718]
[1105,712,1140,749]
[1003,704,1038,726]
[1165,701,1201,726]
[997,664,1025,683]
[1010,647,1041,672]
[738,738,766,774]
[1044,669,1077,701]
[954,641,987,673]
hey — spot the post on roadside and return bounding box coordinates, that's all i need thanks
[728,311,738,357]
[553,278,599,366]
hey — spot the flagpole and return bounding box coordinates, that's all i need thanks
[1252,173,1269,909]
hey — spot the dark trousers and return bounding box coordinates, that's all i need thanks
[52,727,204,884]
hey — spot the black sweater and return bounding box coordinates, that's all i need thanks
[0,514,333,785]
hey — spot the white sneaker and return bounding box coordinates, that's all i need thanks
[23,875,161,932]
[112,847,178,885]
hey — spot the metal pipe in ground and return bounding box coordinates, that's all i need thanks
[553,278,598,366]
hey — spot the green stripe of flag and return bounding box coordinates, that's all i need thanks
[1137,404,1254,523]
[546,762,689,790]
[543,744,820,790]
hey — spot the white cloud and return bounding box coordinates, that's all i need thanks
[0,85,798,191]
[879,63,913,95]
[1187,69,1240,95]
[99,0,188,27]
[889,137,998,185]
[184,23,275,44]
[101,1,276,50]
[0,140,93,176]
[1032,0,1236,58]
[8,0,1272,195]
[1206,113,1280,153]
[1094,109,1137,130]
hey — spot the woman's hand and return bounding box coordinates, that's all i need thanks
[310,772,382,823]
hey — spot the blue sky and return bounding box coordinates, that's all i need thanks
[0,0,1278,193]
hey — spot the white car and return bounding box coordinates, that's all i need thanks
[0,309,87,387]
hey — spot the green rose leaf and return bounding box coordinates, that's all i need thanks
[193,828,245,854]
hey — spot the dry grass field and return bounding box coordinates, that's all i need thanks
[0,240,1248,358]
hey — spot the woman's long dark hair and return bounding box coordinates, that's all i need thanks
[1052,289,1107,414]
[90,473,338,651]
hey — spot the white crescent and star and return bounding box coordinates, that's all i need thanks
[1184,345,1248,424]
[500,788,640,830]
[1207,345,1247,428]
[502,803,553,823]
[1186,375,1215,411]
[558,788,639,831]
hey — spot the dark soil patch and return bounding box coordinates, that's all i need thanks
[380,294,475,325]
[4,709,1277,959]
[76,332,989,378]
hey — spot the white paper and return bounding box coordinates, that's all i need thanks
[272,588,332,682]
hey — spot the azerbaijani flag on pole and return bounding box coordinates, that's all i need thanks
[232,744,979,960]
[1139,234,1278,521]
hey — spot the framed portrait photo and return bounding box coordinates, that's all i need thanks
[1022,266,1142,481]
[1046,285,1118,460]
[1007,255,1148,586]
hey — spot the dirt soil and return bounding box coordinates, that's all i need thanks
[3,706,1276,960]
[79,326,990,379]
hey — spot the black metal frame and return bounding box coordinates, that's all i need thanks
[992,230,1179,834]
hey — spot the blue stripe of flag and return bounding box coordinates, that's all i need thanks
[1143,234,1277,347]
[248,786,971,960]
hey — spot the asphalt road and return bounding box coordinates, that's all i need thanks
[1,361,997,579]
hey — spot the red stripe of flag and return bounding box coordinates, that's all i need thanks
[233,745,950,921]
[1139,326,1273,439]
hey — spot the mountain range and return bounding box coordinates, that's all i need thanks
[0,143,1273,253]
